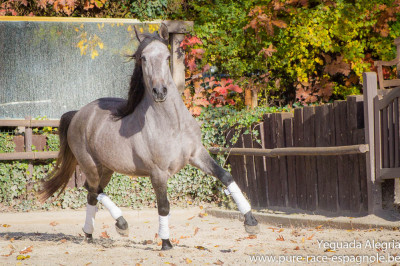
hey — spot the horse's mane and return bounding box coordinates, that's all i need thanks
[113,33,168,120]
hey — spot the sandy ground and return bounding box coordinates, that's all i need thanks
[1,207,400,265]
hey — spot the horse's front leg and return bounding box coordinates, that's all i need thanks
[151,175,173,250]
[190,147,260,234]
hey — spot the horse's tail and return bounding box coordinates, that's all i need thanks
[39,111,78,202]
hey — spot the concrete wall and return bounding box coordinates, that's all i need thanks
[0,17,190,119]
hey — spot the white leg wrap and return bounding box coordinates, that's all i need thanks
[82,204,97,234]
[97,193,122,220]
[226,182,251,214]
[158,215,170,240]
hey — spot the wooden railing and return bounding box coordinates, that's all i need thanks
[0,117,59,161]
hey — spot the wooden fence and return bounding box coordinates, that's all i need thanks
[0,117,86,188]
[224,96,369,213]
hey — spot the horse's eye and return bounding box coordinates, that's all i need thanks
[141,56,146,62]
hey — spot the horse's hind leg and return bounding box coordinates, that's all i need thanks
[151,174,173,250]
[190,147,260,234]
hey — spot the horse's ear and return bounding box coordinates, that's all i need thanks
[134,26,145,43]
[159,23,169,41]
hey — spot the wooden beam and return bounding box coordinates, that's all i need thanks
[0,151,58,161]
[208,144,369,157]
[0,119,60,127]
[380,168,400,179]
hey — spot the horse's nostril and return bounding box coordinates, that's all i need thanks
[163,87,167,94]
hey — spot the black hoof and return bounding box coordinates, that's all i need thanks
[244,211,260,234]
[115,216,129,237]
[84,232,93,243]
[161,239,173,250]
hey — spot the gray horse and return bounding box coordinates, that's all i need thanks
[40,23,259,250]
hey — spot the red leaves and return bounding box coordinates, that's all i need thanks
[184,77,243,116]
[100,231,110,239]
[180,36,202,50]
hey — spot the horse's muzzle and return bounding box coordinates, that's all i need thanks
[152,87,167,102]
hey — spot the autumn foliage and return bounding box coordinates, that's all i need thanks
[3,0,400,108]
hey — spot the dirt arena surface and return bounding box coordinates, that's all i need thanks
[1,207,400,265]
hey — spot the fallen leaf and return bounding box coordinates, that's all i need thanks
[194,227,199,236]
[294,246,300,250]
[102,225,109,229]
[50,221,59,226]
[2,224,11,228]
[290,240,297,243]
[214,260,224,265]
[159,252,165,257]
[187,216,195,220]
[307,234,315,240]
[2,250,14,257]
[65,252,69,254]
[100,231,110,239]
[301,237,305,243]
[16,255,30,260]
[324,249,336,252]
[135,264,142,266]
[276,235,285,241]
[10,238,14,242]
[198,213,208,218]
[195,246,206,250]
[214,245,219,248]
[278,228,284,233]
[60,239,67,243]
[247,235,257,239]
[185,258,192,264]
[19,246,33,254]
[212,227,218,231]
[315,225,323,229]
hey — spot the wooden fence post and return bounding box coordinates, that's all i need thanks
[363,72,383,214]
[24,116,34,191]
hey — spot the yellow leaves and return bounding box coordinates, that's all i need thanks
[276,235,285,241]
[127,25,133,32]
[149,24,159,33]
[185,258,192,264]
[194,227,199,236]
[91,49,99,59]
[16,255,30,260]
[77,33,104,59]
[97,23,104,31]
[2,224,11,228]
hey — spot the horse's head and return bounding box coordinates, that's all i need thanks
[134,24,170,103]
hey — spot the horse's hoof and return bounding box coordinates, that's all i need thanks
[84,232,94,243]
[245,223,260,234]
[115,216,129,237]
[161,239,173,250]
